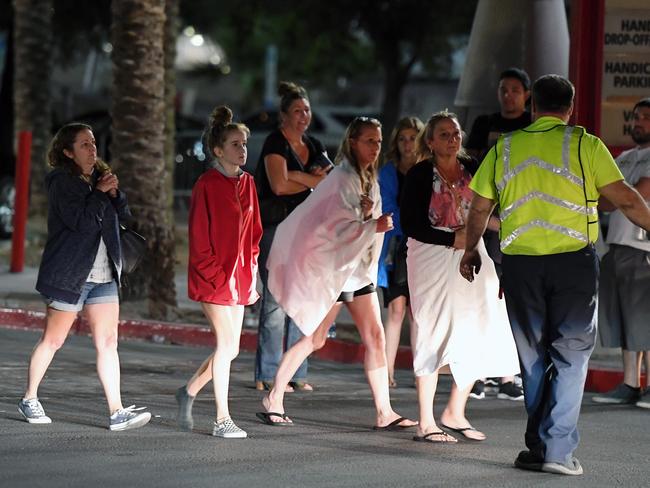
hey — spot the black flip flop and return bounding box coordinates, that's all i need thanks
[372,416,414,431]
[440,424,486,441]
[255,411,293,426]
[412,431,457,443]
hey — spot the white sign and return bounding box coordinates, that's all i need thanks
[601,4,650,146]
[604,10,650,53]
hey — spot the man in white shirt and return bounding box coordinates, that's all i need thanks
[594,98,650,409]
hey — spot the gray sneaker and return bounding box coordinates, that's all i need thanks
[109,405,151,431]
[175,386,195,431]
[18,398,52,424]
[212,417,247,439]
[542,457,583,476]
[592,384,642,404]
[636,389,650,409]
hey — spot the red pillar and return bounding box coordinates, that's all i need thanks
[10,131,32,273]
[569,0,605,134]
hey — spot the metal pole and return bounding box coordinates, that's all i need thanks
[10,130,32,273]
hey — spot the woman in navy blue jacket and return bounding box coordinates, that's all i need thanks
[377,116,423,387]
[18,123,150,431]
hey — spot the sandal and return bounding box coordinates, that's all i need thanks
[413,431,457,443]
[441,424,486,441]
[255,381,294,393]
[289,381,314,392]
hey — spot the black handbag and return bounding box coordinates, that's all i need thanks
[119,224,146,274]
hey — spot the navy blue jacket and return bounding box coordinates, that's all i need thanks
[36,168,131,303]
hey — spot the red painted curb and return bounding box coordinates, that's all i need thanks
[0,307,632,392]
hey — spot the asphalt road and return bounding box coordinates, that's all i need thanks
[0,328,647,488]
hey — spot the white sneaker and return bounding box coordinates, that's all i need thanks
[109,405,151,431]
[212,417,247,439]
[18,398,52,424]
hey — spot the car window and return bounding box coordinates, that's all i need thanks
[310,114,325,133]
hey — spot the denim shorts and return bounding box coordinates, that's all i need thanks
[43,280,119,312]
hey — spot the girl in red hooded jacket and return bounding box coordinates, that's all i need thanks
[175,106,262,439]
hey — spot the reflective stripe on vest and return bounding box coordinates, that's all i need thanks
[497,126,594,252]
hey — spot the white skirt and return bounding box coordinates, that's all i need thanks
[407,238,520,389]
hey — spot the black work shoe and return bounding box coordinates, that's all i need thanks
[514,450,543,472]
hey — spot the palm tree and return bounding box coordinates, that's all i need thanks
[111,0,177,318]
[13,0,53,219]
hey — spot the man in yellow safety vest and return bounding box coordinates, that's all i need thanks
[460,74,650,476]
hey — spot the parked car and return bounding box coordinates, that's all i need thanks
[241,105,379,173]
[0,174,14,238]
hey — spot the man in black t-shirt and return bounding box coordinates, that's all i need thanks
[466,68,532,161]
[465,67,531,401]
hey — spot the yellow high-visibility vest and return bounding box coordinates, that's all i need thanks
[493,122,599,255]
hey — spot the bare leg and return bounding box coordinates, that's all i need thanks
[644,351,650,388]
[440,381,486,440]
[622,349,643,388]
[384,296,407,386]
[202,303,244,421]
[263,305,341,423]
[24,308,78,399]
[415,372,455,441]
[346,292,416,428]
[86,303,123,414]
[186,354,214,397]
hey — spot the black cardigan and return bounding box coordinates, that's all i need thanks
[400,157,478,246]
[36,168,131,303]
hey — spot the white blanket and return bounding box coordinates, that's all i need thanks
[408,238,520,389]
[267,160,383,336]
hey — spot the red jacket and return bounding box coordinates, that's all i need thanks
[188,168,262,305]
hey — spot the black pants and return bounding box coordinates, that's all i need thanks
[501,246,598,464]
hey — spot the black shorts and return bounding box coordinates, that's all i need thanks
[336,284,376,303]
[380,283,409,308]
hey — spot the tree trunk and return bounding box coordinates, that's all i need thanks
[111,0,176,319]
[379,45,410,149]
[13,0,52,219]
[380,65,406,145]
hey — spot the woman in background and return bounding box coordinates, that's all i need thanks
[377,116,423,387]
[254,81,331,392]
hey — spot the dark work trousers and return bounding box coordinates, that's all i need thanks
[501,245,598,464]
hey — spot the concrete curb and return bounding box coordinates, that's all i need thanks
[0,307,626,392]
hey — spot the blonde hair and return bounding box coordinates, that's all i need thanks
[335,117,382,194]
[416,110,468,162]
[385,116,424,163]
[205,105,250,159]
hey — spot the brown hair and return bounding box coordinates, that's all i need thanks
[385,116,424,163]
[416,110,469,162]
[278,81,308,114]
[335,117,382,194]
[47,123,110,178]
[205,105,250,158]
